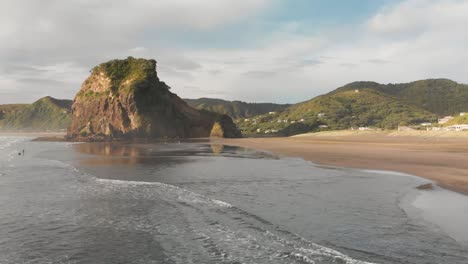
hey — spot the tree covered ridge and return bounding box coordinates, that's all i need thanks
[0,97,72,131]
[184,97,290,119]
[335,79,468,116]
[237,79,468,136]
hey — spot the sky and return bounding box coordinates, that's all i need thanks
[1,0,468,104]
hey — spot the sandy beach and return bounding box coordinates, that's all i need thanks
[218,130,468,195]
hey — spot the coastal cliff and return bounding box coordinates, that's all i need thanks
[67,57,241,141]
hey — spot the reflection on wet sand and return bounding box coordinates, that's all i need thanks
[73,143,185,167]
[74,143,148,157]
[210,144,224,155]
[72,142,273,168]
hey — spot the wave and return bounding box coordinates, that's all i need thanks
[92,177,374,264]
[94,178,233,209]
[35,155,375,264]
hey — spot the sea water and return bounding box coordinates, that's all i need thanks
[0,137,467,263]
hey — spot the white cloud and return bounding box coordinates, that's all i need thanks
[173,0,468,102]
[1,0,468,104]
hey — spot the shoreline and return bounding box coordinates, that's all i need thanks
[217,131,468,195]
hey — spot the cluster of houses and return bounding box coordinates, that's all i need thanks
[276,118,306,124]
[258,129,279,134]
[246,110,468,134]
[397,112,468,132]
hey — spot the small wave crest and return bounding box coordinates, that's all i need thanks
[94,178,233,209]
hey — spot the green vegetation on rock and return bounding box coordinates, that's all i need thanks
[68,57,241,141]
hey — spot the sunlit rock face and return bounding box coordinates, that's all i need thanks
[67,57,241,141]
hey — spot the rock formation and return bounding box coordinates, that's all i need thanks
[67,57,241,141]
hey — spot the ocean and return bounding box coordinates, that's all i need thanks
[0,136,467,263]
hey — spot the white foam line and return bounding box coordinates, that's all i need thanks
[94,178,233,208]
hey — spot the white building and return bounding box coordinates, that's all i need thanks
[299,119,305,122]
[268,112,276,115]
[256,129,262,133]
[446,125,468,131]
[420,122,432,126]
[438,116,454,124]
[460,112,466,116]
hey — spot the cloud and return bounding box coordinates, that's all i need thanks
[367,59,390,65]
[0,0,270,103]
[242,71,278,78]
[183,86,228,97]
[367,0,468,36]
[1,0,468,104]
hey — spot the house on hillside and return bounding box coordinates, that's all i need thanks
[446,125,468,131]
[438,116,454,124]
[268,112,276,115]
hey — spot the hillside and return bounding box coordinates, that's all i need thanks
[335,79,468,116]
[0,97,72,131]
[237,83,441,136]
[67,57,241,141]
[184,98,290,119]
[444,114,468,126]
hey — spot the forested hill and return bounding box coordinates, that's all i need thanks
[333,79,468,116]
[236,79,468,136]
[0,97,72,131]
[184,98,290,119]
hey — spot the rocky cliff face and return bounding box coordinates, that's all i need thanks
[67,57,241,141]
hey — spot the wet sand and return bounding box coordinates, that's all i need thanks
[218,131,468,195]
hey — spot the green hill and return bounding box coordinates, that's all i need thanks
[0,97,72,131]
[2,78,467,135]
[184,98,290,119]
[236,88,437,136]
[335,79,468,116]
[444,115,468,126]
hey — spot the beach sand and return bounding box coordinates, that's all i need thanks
[218,130,468,195]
